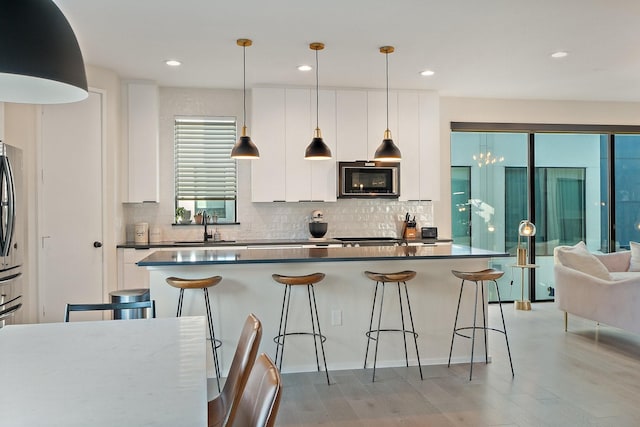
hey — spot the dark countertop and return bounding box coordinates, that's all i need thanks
[117,238,453,249]
[137,244,506,267]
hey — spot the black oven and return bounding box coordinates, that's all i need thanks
[338,161,400,198]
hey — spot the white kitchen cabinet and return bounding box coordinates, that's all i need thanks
[251,88,286,202]
[398,91,440,201]
[123,82,159,203]
[251,88,337,202]
[310,90,337,201]
[367,90,398,160]
[336,90,368,161]
[118,249,152,290]
[284,88,312,201]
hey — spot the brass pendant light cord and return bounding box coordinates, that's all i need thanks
[243,43,247,129]
[385,50,389,131]
[315,47,319,130]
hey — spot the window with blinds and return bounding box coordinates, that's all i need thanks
[174,117,237,223]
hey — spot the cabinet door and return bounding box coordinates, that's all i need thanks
[285,88,312,201]
[418,92,440,201]
[336,90,368,161]
[251,88,286,202]
[398,92,420,201]
[367,90,398,160]
[310,90,337,202]
[126,83,159,203]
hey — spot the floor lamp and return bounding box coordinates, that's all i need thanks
[515,220,536,310]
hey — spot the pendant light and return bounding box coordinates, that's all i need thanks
[304,42,332,160]
[373,46,401,161]
[231,38,260,159]
[0,0,88,104]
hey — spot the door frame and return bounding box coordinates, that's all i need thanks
[36,87,109,321]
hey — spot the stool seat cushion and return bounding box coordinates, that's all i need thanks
[451,268,504,281]
[364,270,416,282]
[272,272,325,286]
[166,276,222,289]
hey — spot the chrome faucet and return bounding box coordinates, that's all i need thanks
[203,212,213,241]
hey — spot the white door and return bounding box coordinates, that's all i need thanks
[39,91,104,322]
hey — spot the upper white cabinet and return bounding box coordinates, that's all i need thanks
[123,82,159,203]
[397,91,440,201]
[251,88,337,202]
[251,88,286,202]
[336,90,367,161]
[252,87,439,202]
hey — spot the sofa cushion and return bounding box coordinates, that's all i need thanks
[555,241,611,280]
[629,241,640,272]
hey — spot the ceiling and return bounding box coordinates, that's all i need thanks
[56,0,640,102]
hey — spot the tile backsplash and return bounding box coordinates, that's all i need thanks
[124,199,433,243]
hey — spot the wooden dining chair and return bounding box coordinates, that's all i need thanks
[63,300,156,322]
[208,313,262,427]
[230,353,282,427]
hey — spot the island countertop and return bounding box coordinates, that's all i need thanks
[137,244,507,266]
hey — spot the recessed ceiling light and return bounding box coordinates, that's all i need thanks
[165,59,182,66]
[298,65,312,71]
[420,69,435,76]
[551,51,568,59]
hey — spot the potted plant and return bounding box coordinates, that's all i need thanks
[194,211,204,225]
[175,207,191,224]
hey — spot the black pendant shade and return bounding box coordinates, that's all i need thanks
[374,130,402,161]
[305,129,332,159]
[231,127,260,159]
[231,39,259,159]
[0,0,88,104]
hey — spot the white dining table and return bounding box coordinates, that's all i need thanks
[0,316,207,426]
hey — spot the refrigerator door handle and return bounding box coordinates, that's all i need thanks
[0,271,22,284]
[0,302,22,321]
[0,155,15,258]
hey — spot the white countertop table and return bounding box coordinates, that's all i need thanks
[0,317,207,426]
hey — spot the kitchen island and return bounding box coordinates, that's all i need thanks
[138,244,508,377]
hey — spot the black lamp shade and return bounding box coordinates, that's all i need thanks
[231,135,260,159]
[374,138,401,161]
[0,0,88,104]
[305,137,332,160]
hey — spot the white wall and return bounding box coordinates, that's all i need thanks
[122,87,435,243]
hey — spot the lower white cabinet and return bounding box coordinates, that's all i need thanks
[118,249,152,290]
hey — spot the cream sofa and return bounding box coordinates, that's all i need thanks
[554,242,640,335]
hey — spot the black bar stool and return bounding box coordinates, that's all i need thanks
[166,275,223,392]
[448,268,514,380]
[364,270,423,382]
[272,272,330,385]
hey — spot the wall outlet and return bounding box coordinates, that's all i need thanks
[331,309,342,326]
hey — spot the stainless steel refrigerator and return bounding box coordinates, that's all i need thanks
[0,143,23,327]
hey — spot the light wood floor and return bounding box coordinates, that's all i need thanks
[275,303,640,426]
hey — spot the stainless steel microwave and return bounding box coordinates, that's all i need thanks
[338,161,400,198]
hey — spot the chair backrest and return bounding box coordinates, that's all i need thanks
[64,300,156,322]
[231,353,282,427]
[208,313,262,427]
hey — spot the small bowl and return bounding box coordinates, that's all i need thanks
[309,222,328,238]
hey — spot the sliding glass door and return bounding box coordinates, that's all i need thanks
[451,128,608,303]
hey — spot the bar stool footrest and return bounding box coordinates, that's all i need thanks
[454,326,507,340]
[365,329,419,341]
[273,332,327,346]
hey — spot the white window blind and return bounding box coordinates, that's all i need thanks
[174,117,237,201]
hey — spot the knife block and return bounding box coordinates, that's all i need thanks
[403,226,417,240]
